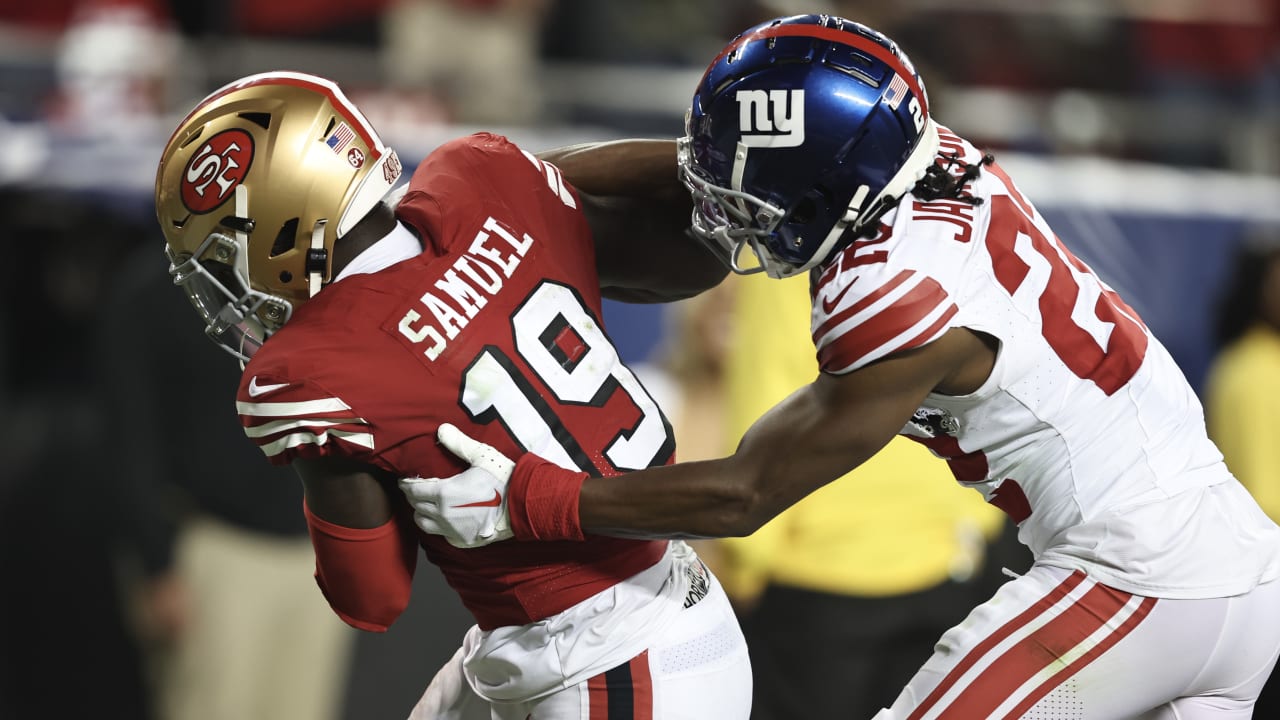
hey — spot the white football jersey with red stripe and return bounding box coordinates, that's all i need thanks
[811,127,1280,598]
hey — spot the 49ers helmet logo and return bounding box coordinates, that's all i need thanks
[180,129,255,214]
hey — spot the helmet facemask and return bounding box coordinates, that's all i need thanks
[679,136,785,276]
[166,188,293,364]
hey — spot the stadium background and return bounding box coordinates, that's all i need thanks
[0,1,1276,718]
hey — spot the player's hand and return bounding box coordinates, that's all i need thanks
[398,424,515,548]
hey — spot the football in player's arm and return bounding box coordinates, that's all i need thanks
[405,15,1280,720]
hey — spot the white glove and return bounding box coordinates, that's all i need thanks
[399,423,515,549]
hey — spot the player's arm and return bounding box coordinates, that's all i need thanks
[410,328,995,545]
[571,330,988,538]
[294,456,418,632]
[537,140,728,303]
[296,455,398,527]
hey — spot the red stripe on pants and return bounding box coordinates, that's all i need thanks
[937,582,1133,718]
[909,571,1088,720]
[586,652,653,719]
[1003,595,1157,719]
[630,652,653,720]
[588,671,610,719]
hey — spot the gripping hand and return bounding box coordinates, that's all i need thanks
[399,424,515,548]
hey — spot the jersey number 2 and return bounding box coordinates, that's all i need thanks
[985,195,1148,395]
[459,281,674,476]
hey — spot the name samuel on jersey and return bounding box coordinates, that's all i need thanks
[397,215,533,360]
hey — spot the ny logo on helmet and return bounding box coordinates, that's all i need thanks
[737,89,804,148]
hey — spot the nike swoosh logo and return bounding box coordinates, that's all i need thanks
[453,490,503,509]
[820,278,857,314]
[247,376,289,397]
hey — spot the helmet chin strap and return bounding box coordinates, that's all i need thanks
[231,185,253,280]
[307,219,328,298]
[730,142,749,194]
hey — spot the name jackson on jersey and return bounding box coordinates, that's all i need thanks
[397,215,534,361]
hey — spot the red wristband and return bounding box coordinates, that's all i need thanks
[508,454,588,541]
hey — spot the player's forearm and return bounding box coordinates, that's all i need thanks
[294,456,398,529]
[304,504,417,632]
[577,457,770,539]
[579,379,899,536]
[538,139,680,197]
[585,184,725,303]
[507,381,886,542]
[598,230,728,303]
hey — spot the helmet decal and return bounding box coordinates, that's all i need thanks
[382,149,403,184]
[883,74,909,110]
[737,89,805,148]
[884,74,927,132]
[327,121,355,148]
[180,128,254,214]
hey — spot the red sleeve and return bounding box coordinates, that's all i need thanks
[303,501,418,632]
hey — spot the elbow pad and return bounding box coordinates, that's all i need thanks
[304,501,417,632]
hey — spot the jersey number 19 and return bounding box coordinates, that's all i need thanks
[459,281,675,476]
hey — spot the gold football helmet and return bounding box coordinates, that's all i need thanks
[155,71,403,362]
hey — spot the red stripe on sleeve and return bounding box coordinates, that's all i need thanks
[902,303,958,350]
[813,268,914,340]
[817,278,952,372]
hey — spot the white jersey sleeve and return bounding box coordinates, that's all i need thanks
[811,219,963,375]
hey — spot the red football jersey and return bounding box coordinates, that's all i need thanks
[236,133,669,629]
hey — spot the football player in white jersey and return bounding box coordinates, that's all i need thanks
[403,14,1280,719]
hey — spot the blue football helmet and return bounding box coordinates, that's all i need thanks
[679,15,939,278]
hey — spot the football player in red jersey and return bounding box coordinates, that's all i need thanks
[405,15,1280,719]
[154,72,751,719]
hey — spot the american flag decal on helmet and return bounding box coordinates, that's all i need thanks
[326,122,356,153]
[883,74,910,110]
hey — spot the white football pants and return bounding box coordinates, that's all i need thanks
[875,564,1280,719]
[411,569,751,720]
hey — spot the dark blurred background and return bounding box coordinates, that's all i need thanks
[0,1,1276,719]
